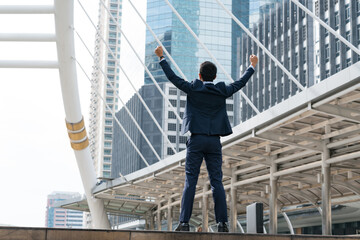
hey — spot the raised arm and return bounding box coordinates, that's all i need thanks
[155,46,191,94]
[225,55,258,97]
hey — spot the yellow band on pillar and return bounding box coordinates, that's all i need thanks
[68,128,87,141]
[66,117,85,131]
[71,138,89,151]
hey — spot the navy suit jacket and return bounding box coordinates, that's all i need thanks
[160,60,255,136]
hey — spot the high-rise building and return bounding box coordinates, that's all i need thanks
[45,192,84,228]
[313,0,360,81]
[89,0,123,179]
[238,0,360,122]
[112,82,188,178]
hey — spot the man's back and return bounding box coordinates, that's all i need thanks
[159,59,255,136]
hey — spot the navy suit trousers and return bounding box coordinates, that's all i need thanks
[179,134,228,223]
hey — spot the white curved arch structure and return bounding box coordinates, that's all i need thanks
[0,0,110,229]
[54,0,110,229]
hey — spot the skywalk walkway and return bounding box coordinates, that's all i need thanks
[1,227,360,240]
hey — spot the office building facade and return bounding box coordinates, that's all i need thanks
[45,192,84,228]
[238,0,360,122]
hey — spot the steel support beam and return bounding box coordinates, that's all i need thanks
[230,170,237,232]
[256,132,322,152]
[202,183,209,232]
[322,125,332,235]
[315,104,360,123]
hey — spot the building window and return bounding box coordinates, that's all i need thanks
[169,99,177,107]
[105,120,113,126]
[335,12,339,29]
[167,147,174,155]
[226,104,233,111]
[180,100,186,108]
[346,31,351,51]
[324,0,328,11]
[325,70,330,78]
[346,31,351,42]
[168,135,176,143]
[179,136,187,144]
[104,142,111,147]
[104,149,111,155]
[325,44,330,60]
[103,165,110,170]
[103,172,110,178]
[169,87,177,95]
[336,64,340,73]
[168,123,177,131]
[346,58,351,67]
[335,39,340,54]
[345,4,350,22]
[315,1,319,16]
[104,157,111,163]
[302,26,307,41]
[168,111,176,119]
[109,25,116,31]
[108,61,115,67]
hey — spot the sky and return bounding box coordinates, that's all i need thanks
[0,0,146,227]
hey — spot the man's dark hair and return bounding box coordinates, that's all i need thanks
[199,61,217,81]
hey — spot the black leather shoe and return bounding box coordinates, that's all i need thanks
[217,222,229,232]
[175,222,190,231]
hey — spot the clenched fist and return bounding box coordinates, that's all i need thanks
[155,46,163,58]
[249,55,258,68]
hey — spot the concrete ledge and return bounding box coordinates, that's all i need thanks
[0,227,359,240]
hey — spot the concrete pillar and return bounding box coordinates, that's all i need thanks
[167,198,172,231]
[150,212,155,230]
[322,125,332,235]
[157,203,162,231]
[202,183,209,232]
[230,170,237,232]
[145,217,149,230]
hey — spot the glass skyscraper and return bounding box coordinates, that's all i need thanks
[145,0,235,85]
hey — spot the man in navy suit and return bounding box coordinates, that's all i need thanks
[155,46,258,232]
